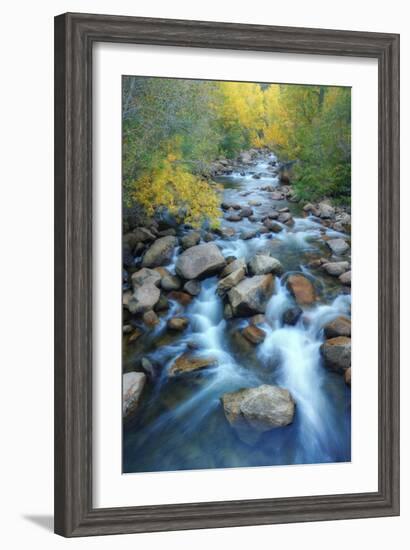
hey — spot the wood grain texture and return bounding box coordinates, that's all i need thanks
[54,12,400,537]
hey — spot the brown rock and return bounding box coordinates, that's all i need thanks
[320,336,351,373]
[168,291,193,306]
[344,367,351,386]
[286,274,316,306]
[167,317,189,331]
[242,325,266,344]
[142,310,160,327]
[169,354,217,376]
[323,316,351,339]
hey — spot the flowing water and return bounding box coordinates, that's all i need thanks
[123,152,351,473]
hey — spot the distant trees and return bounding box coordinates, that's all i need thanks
[123,76,351,226]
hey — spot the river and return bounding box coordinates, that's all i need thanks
[123,151,351,473]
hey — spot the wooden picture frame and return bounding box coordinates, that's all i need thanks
[54,12,400,537]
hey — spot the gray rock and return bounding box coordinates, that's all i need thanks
[181,231,201,249]
[126,283,161,314]
[326,238,350,255]
[176,243,225,280]
[240,228,260,240]
[221,385,295,445]
[220,257,247,278]
[248,255,283,276]
[123,372,146,417]
[228,274,275,316]
[131,267,161,290]
[158,268,181,291]
[142,236,178,267]
[339,270,351,286]
[217,267,246,296]
[322,261,350,277]
[318,202,335,219]
[183,280,202,296]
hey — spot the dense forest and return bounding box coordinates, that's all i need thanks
[122,77,351,227]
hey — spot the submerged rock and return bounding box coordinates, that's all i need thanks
[228,274,275,316]
[176,243,226,280]
[142,236,178,267]
[286,274,316,306]
[221,385,295,445]
[123,372,146,417]
[320,336,351,373]
[167,317,189,331]
[282,306,303,326]
[169,354,217,376]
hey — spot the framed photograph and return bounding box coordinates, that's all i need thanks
[54,13,400,537]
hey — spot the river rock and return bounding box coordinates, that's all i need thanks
[323,316,351,338]
[318,202,335,219]
[326,238,349,255]
[248,255,283,276]
[320,336,351,373]
[322,261,350,277]
[278,212,293,224]
[242,325,266,344]
[240,207,253,218]
[125,282,161,314]
[168,290,193,306]
[271,191,284,200]
[215,226,236,239]
[176,243,226,280]
[127,328,143,344]
[167,316,189,331]
[169,354,217,376]
[153,267,181,291]
[263,218,282,233]
[286,274,316,306]
[224,211,243,222]
[221,385,295,445]
[217,267,246,296]
[123,372,146,417]
[249,314,266,326]
[141,236,178,267]
[339,270,351,286]
[282,306,303,326]
[240,228,259,240]
[239,151,252,164]
[183,280,202,296]
[131,267,161,290]
[262,210,279,220]
[228,274,274,316]
[181,231,201,249]
[344,367,351,386]
[142,309,160,327]
[220,257,247,278]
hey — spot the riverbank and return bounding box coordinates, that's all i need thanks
[122,148,351,473]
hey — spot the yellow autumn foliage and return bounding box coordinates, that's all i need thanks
[132,158,220,228]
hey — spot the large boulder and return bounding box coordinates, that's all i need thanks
[123,372,146,417]
[320,336,351,373]
[323,316,351,339]
[248,254,283,276]
[286,274,316,306]
[142,236,178,267]
[326,238,350,256]
[217,267,246,296]
[176,243,226,280]
[221,385,295,445]
[228,274,274,316]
